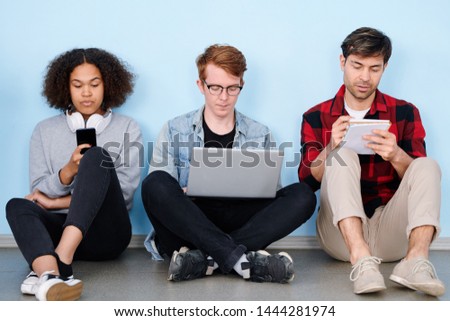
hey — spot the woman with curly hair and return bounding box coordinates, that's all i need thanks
[6,48,143,301]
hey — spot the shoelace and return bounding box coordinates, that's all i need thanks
[412,258,439,279]
[349,256,382,281]
[26,271,38,278]
[36,270,56,285]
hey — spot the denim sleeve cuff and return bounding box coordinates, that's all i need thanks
[144,230,164,261]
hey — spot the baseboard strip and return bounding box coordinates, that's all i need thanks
[2,234,450,251]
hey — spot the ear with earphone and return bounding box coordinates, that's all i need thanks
[66,108,112,134]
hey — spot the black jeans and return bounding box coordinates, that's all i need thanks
[6,147,131,266]
[141,170,316,273]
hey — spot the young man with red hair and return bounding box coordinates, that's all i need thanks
[142,44,316,283]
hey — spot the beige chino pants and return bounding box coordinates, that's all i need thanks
[317,148,441,262]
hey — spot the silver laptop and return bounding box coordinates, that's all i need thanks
[186,147,283,198]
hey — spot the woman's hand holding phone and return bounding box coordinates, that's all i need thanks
[58,144,91,185]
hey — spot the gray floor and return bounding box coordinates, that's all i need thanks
[0,247,449,301]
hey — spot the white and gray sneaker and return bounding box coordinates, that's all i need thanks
[21,271,39,295]
[35,271,83,301]
[21,271,76,295]
[243,250,295,283]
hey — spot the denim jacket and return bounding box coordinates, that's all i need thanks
[145,106,276,260]
[149,106,275,187]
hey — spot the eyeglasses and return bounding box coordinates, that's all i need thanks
[202,80,243,96]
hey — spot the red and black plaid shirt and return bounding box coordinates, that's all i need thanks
[299,85,426,217]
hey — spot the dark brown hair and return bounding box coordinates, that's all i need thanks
[196,44,247,83]
[43,48,134,111]
[341,27,392,64]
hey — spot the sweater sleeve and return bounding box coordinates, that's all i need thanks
[115,119,143,211]
[29,123,74,197]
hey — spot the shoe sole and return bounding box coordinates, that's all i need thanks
[354,283,386,294]
[46,281,83,301]
[389,275,445,297]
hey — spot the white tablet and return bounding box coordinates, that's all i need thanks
[342,119,391,154]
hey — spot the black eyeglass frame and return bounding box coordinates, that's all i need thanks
[202,80,243,96]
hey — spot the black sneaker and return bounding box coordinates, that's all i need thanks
[244,250,295,283]
[168,247,215,281]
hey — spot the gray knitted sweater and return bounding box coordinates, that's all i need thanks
[29,112,143,211]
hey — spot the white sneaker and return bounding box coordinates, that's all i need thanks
[21,271,39,295]
[21,271,76,295]
[35,271,83,301]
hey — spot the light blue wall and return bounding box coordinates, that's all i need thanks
[1,0,449,237]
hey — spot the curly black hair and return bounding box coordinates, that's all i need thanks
[43,48,134,111]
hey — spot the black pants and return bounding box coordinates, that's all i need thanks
[6,147,131,266]
[141,170,316,273]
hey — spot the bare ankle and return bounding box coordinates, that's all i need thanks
[349,247,372,265]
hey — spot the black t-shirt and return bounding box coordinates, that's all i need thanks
[203,117,235,148]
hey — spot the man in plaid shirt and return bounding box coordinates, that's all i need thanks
[299,27,444,296]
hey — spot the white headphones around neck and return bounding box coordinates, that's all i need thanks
[66,108,112,134]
